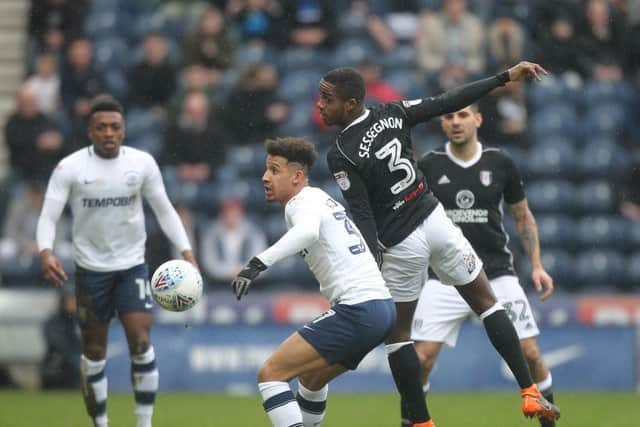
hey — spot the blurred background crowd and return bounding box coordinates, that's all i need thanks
[1,0,640,293]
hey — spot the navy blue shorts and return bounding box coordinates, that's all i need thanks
[298,298,396,370]
[75,263,151,325]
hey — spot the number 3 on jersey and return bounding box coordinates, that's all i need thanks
[375,138,416,194]
[333,211,366,255]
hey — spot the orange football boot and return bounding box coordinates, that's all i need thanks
[412,421,435,427]
[521,384,561,421]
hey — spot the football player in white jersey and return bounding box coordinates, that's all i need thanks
[231,137,395,427]
[36,96,196,427]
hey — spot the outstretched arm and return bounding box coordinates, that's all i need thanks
[509,199,554,301]
[402,61,548,125]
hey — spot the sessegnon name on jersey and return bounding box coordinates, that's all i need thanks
[359,117,403,158]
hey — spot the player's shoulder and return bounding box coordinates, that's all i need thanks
[418,145,447,165]
[327,140,358,168]
[56,146,92,169]
[121,146,156,163]
[480,144,516,165]
[286,187,326,213]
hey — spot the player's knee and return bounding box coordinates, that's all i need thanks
[417,348,437,375]
[129,339,150,356]
[298,372,326,391]
[82,344,107,361]
[257,361,280,383]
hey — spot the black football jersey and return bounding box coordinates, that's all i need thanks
[326,74,509,253]
[418,143,526,278]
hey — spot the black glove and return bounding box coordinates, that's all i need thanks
[231,257,268,300]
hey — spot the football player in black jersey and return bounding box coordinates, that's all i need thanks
[317,62,559,427]
[410,104,557,427]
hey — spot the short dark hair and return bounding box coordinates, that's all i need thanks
[322,67,365,103]
[265,137,318,172]
[88,95,124,119]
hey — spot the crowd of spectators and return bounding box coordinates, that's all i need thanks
[2,0,640,292]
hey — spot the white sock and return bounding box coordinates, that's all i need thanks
[81,355,108,426]
[537,372,553,394]
[259,381,303,427]
[132,346,158,427]
[297,382,328,427]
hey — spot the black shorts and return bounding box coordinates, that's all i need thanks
[75,263,151,325]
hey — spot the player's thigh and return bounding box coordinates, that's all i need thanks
[300,300,396,369]
[75,266,117,327]
[490,275,540,340]
[382,224,431,303]
[114,264,153,317]
[411,279,472,348]
[259,332,330,382]
[427,204,483,287]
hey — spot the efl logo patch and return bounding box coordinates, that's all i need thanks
[480,170,492,187]
[334,171,351,191]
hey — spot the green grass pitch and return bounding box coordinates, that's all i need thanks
[0,390,636,426]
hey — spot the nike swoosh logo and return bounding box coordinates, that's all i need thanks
[500,344,585,379]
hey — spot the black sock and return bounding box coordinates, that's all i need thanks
[482,310,533,389]
[388,344,430,423]
[539,389,556,427]
[401,389,427,427]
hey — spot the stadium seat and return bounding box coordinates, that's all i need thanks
[525,179,576,214]
[582,103,629,139]
[536,215,576,250]
[226,144,266,177]
[331,38,377,69]
[337,11,369,38]
[380,44,417,72]
[84,10,120,40]
[93,36,130,72]
[530,105,579,141]
[279,70,324,101]
[262,255,316,291]
[527,75,579,110]
[624,252,640,291]
[125,108,163,141]
[575,139,628,178]
[234,44,276,69]
[574,249,627,289]
[582,80,633,110]
[278,47,329,72]
[278,101,314,135]
[517,249,574,289]
[101,69,128,101]
[383,68,425,99]
[574,181,614,214]
[309,145,332,181]
[575,216,628,249]
[628,221,640,250]
[263,214,288,245]
[526,142,577,179]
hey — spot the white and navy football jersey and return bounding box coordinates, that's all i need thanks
[44,146,167,271]
[419,142,526,278]
[284,186,390,305]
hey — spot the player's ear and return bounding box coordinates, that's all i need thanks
[475,112,483,128]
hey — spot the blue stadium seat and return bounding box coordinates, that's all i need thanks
[582,103,629,139]
[126,108,163,141]
[226,144,266,177]
[527,75,579,110]
[234,44,277,69]
[380,44,417,72]
[575,249,627,289]
[263,214,287,245]
[263,256,316,290]
[530,105,579,141]
[331,38,377,69]
[383,68,425,99]
[525,179,576,214]
[526,141,577,179]
[536,215,576,250]
[518,249,574,289]
[93,36,130,72]
[624,252,640,291]
[337,11,369,38]
[321,179,346,205]
[127,134,162,157]
[628,221,640,250]
[310,144,332,181]
[574,180,614,214]
[101,69,128,101]
[278,47,329,71]
[278,101,314,135]
[582,80,633,110]
[279,70,324,101]
[575,139,628,178]
[85,10,120,40]
[575,216,627,249]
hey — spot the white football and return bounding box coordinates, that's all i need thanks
[150,259,203,312]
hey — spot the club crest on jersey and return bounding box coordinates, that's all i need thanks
[480,170,492,187]
[334,171,351,191]
[125,170,141,187]
[463,253,477,274]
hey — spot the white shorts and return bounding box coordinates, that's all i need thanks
[381,203,483,303]
[411,274,540,346]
